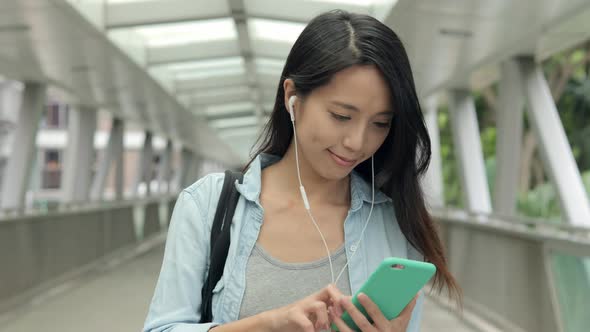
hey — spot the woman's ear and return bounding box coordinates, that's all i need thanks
[283,79,296,114]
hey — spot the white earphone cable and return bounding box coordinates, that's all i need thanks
[289,96,375,285]
[292,120,335,283]
[334,155,374,284]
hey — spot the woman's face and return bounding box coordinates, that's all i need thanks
[285,65,393,180]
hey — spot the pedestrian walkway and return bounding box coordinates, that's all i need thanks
[0,237,479,332]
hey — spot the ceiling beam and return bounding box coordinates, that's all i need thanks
[205,109,255,121]
[228,0,265,129]
[147,48,286,67]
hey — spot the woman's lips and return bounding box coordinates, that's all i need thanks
[328,150,356,167]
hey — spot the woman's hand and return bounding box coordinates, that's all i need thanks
[264,284,346,332]
[328,293,417,332]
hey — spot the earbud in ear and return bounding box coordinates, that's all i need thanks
[288,95,297,122]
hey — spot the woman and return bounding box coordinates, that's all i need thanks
[144,10,460,332]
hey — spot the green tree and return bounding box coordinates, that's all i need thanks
[438,42,590,222]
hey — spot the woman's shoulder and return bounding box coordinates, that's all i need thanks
[179,173,228,223]
[183,172,226,197]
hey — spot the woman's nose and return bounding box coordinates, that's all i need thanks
[342,126,366,152]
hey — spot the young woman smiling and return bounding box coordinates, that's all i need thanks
[144,9,460,332]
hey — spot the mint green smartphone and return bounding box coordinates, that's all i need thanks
[332,257,436,331]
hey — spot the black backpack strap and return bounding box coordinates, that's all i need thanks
[200,170,243,323]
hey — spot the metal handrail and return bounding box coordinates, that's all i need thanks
[433,207,590,233]
[0,193,178,222]
[431,207,590,249]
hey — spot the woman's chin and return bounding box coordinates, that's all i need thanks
[317,166,351,181]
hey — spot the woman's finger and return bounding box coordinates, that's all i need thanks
[340,296,377,332]
[293,311,316,332]
[329,307,353,332]
[390,295,418,329]
[309,301,329,330]
[323,284,346,322]
[325,284,346,305]
[398,295,418,319]
[356,293,389,330]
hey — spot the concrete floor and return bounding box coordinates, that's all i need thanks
[0,244,477,332]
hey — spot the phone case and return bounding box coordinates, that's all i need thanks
[332,257,436,331]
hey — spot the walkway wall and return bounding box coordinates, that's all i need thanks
[0,196,175,312]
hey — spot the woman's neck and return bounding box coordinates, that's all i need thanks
[262,145,351,207]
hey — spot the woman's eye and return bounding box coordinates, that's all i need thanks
[374,122,391,129]
[330,113,351,121]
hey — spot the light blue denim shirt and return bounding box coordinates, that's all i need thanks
[143,154,425,332]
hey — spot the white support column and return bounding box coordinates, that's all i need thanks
[422,97,445,208]
[157,139,173,193]
[495,59,526,216]
[114,128,124,199]
[192,154,203,184]
[186,155,199,187]
[61,105,97,203]
[0,81,21,123]
[134,131,153,196]
[0,82,19,172]
[517,57,590,226]
[168,147,180,193]
[90,118,124,201]
[448,90,492,213]
[1,82,46,210]
[175,147,193,190]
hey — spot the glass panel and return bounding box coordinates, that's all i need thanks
[107,0,158,3]
[196,86,250,99]
[302,0,399,21]
[209,115,258,129]
[255,57,285,75]
[156,57,243,72]
[174,67,245,81]
[551,252,590,332]
[108,29,148,65]
[134,18,237,47]
[249,18,305,43]
[204,101,255,116]
[151,57,245,81]
[308,0,376,5]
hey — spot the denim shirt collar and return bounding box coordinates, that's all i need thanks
[235,153,391,211]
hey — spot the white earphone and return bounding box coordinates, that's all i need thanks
[288,95,376,285]
[288,95,296,122]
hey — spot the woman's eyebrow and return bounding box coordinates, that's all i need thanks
[330,101,393,115]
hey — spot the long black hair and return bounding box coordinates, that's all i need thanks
[247,10,460,302]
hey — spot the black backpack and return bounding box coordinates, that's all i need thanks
[199,170,243,323]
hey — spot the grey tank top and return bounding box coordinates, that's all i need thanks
[238,243,352,321]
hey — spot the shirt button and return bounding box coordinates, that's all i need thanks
[350,245,357,252]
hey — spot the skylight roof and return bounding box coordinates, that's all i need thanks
[205,101,256,116]
[107,0,155,3]
[249,18,306,43]
[134,18,237,47]
[151,57,245,81]
[254,57,285,75]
